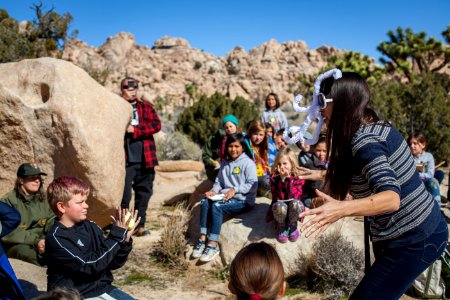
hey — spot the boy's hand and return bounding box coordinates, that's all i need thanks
[111,207,141,242]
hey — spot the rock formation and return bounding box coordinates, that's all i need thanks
[0,57,131,226]
[62,33,343,114]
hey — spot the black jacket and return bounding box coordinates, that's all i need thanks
[45,220,132,297]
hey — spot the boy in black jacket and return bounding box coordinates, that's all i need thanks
[45,176,139,299]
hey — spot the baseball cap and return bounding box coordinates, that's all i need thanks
[17,163,47,177]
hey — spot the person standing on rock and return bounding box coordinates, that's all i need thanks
[0,163,55,266]
[120,77,161,237]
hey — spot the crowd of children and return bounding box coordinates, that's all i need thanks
[1,82,448,300]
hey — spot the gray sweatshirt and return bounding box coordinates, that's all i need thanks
[212,153,258,206]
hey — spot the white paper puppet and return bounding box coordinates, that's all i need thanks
[283,68,342,145]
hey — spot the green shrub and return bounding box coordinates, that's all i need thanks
[156,131,201,161]
[193,61,202,70]
[82,63,109,86]
[371,73,450,163]
[175,92,258,145]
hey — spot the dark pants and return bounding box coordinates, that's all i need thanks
[350,216,448,300]
[121,163,155,228]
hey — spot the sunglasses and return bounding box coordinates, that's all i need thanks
[122,81,137,90]
[317,93,333,109]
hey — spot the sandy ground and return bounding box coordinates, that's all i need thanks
[10,171,450,299]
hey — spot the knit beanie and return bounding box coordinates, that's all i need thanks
[222,114,239,128]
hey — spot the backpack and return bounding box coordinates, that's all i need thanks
[409,247,450,299]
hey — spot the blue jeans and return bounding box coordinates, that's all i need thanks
[423,177,441,204]
[200,198,248,242]
[350,215,448,300]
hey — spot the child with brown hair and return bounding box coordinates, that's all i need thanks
[267,148,305,243]
[259,93,288,132]
[229,242,286,300]
[45,176,139,299]
[245,120,272,195]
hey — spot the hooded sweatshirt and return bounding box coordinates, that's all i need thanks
[212,153,258,206]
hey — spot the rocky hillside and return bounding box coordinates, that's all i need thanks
[62,33,345,114]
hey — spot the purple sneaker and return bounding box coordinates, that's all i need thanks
[277,230,289,243]
[289,228,300,242]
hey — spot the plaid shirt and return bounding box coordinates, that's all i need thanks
[270,174,304,203]
[125,99,161,168]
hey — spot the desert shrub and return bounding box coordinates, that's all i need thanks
[82,63,109,86]
[193,61,202,70]
[176,92,259,145]
[156,131,201,161]
[295,231,364,300]
[151,204,190,271]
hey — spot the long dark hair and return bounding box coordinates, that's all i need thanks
[323,72,380,199]
[224,133,252,161]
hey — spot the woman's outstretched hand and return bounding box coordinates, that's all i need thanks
[299,189,346,239]
[298,167,325,181]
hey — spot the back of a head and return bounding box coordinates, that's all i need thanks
[229,242,284,300]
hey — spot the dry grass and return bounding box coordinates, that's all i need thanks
[295,231,364,300]
[151,204,190,271]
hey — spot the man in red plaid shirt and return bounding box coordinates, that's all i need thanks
[120,77,161,236]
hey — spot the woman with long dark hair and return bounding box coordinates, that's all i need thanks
[299,72,448,299]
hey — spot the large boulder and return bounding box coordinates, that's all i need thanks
[0,57,131,227]
[187,197,364,276]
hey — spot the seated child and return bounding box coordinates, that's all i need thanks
[202,114,240,182]
[228,242,286,300]
[299,136,328,208]
[408,132,441,203]
[264,122,275,139]
[45,176,139,299]
[267,148,305,243]
[0,202,25,300]
[192,133,257,263]
[245,120,272,196]
[273,129,288,151]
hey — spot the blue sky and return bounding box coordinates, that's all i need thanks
[2,0,449,62]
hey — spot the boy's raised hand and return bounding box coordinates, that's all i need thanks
[111,207,141,242]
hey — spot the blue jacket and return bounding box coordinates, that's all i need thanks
[0,201,25,300]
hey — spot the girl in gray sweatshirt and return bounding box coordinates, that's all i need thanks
[192,133,258,263]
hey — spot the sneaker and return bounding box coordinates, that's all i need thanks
[199,245,220,262]
[289,226,300,242]
[192,240,206,258]
[277,230,289,243]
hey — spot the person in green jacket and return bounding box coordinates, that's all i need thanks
[0,163,55,266]
[202,115,240,182]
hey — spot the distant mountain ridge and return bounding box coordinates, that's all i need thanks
[62,32,346,113]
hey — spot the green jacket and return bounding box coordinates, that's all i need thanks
[202,129,227,168]
[0,190,55,248]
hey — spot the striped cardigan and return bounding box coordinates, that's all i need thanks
[350,122,435,242]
